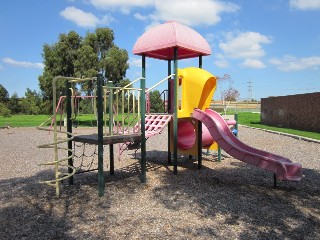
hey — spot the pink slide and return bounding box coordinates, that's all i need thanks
[193,108,303,181]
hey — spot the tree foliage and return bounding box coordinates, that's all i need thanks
[149,90,165,113]
[222,87,240,101]
[216,74,241,114]
[0,84,11,117]
[39,30,82,110]
[0,102,11,117]
[39,28,129,113]
[8,92,22,114]
[19,88,43,115]
[0,84,9,103]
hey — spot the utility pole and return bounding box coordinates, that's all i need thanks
[247,79,253,101]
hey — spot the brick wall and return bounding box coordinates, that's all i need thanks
[261,92,320,132]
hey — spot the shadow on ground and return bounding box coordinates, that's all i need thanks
[1,149,319,239]
[145,150,320,239]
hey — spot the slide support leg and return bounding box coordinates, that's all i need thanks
[217,146,222,162]
[273,173,277,188]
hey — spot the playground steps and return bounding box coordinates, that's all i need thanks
[118,114,172,158]
[145,114,172,137]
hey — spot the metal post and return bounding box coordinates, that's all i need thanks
[173,47,178,174]
[197,55,203,169]
[66,80,74,185]
[97,73,105,197]
[273,173,277,188]
[108,82,114,135]
[107,80,115,175]
[140,55,147,183]
[234,113,238,137]
[167,60,172,165]
[217,146,222,162]
[110,144,114,175]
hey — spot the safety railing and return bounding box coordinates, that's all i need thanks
[103,77,145,136]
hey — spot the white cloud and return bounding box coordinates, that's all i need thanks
[134,13,149,21]
[100,14,115,25]
[214,53,229,68]
[241,59,266,69]
[2,58,44,69]
[91,0,239,26]
[290,0,320,10]
[214,59,229,68]
[270,55,320,71]
[219,31,271,59]
[129,57,142,68]
[60,6,114,28]
[90,0,154,13]
[151,0,239,26]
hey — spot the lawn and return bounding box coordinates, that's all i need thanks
[237,112,320,140]
[0,114,138,128]
[1,112,319,140]
[0,115,52,127]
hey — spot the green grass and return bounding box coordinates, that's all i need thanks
[1,112,319,141]
[0,115,52,127]
[0,114,139,128]
[237,112,320,140]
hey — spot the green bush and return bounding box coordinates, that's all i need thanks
[0,102,11,117]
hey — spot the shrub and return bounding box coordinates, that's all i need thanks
[0,102,11,117]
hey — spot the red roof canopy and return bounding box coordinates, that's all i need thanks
[132,21,211,60]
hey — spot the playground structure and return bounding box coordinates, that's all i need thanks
[38,21,303,197]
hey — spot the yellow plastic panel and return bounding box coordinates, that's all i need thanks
[177,67,216,118]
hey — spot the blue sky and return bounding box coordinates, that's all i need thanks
[0,0,319,100]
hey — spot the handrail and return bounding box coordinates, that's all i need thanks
[123,77,145,88]
[145,74,175,93]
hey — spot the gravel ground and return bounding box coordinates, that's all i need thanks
[0,126,319,239]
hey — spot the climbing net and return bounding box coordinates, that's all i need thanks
[73,142,99,173]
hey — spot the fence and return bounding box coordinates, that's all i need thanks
[210,101,261,113]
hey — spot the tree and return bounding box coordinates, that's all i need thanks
[104,46,129,86]
[0,84,9,103]
[20,88,42,115]
[8,92,22,114]
[223,87,240,101]
[149,90,165,113]
[216,74,240,114]
[0,84,11,117]
[0,102,11,117]
[39,28,129,113]
[39,31,82,113]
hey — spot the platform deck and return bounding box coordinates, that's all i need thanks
[73,133,142,145]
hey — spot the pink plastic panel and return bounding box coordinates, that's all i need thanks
[145,114,172,137]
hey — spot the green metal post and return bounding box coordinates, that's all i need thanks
[66,80,74,185]
[217,146,222,162]
[173,47,178,174]
[167,60,172,165]
[97,73,105,197]
[140,55,147,183]
[110,144,114,175]
[197,55,203,169]
[234,113,239,137]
